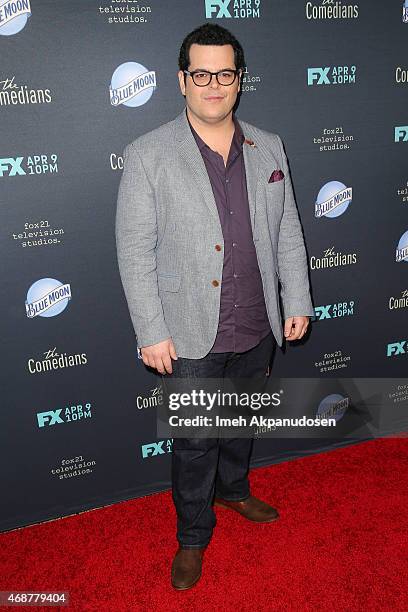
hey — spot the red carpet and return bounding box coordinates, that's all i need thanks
[1,438,407,611]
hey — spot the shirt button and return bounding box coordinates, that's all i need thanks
[234,304,239,308]
[225,178,230,184]
[211,280,219,287]
[233,273,238,278]
[215,244,222,251]
[232,242,237,247]
[230,210,234,215]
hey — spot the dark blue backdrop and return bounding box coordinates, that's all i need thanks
[1,0,407,532]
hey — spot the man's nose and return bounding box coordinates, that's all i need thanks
[209,74,220,88]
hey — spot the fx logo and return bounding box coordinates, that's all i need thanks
[0,157,25,177]
[313,305,332,320]
[141,439,172,458]
[141,441,165,458]
[37,410,63,428]
[307,67,330,85]
[395,126,408,142]
[386,341,407,357]
[205,0,231,17]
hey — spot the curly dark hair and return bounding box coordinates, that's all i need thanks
[178,22,245,72]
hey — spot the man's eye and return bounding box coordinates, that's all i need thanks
[221,71,233,77]
[195,73,208,79]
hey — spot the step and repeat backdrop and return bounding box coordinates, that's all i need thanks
[1,0,407,532]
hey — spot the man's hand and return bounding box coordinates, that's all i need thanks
[140,337,178,374]
[284,316,310,341]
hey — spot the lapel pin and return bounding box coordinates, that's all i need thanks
[244,138,257,148]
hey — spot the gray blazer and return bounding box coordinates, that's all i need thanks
[115,109,314,359]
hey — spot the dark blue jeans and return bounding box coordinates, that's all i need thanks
[163,331,276,548]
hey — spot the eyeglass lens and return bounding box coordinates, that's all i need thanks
[192,71,236,86]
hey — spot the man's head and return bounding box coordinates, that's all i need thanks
[178,23,245,125]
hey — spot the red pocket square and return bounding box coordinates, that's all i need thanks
[268,169,284,183]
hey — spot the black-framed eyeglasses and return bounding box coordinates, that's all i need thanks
[183,69,240,87]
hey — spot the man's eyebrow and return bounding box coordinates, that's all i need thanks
[189,67,236,72]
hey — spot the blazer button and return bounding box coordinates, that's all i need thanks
[211,280,219,287]
[215,244,222,251]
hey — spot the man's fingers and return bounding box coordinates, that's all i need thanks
[287,321,301,340]
[169,341,178,361]
[285,319,299,340]
[141,349,160,370]
[141,348,174,374]
[162,352,173,375]
[153,356,166,375]
[140,338,179,373]
[142,353,153,368]
[285,318,309,341]
[284,317,294,338]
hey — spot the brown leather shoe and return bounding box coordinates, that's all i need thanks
[214,495,279,523]
[171,546,206,590]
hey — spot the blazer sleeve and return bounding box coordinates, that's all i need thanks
[275,135,315,320]
[115,143,171,348]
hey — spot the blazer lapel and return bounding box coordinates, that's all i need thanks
[238,119,281,234]
[241,132,260,234]
[174,110,221,223]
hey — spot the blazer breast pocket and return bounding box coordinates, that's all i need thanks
[264,179,284,204]
[266,178,284,192]
[157,273,182,293]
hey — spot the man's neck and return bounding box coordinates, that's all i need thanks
[186,107,235,147]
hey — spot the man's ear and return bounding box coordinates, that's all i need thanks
[178,70,186,96]
[237,69,243,92]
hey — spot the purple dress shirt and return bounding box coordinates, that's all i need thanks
[188,113,272,353]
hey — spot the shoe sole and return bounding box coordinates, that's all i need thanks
[171,570,202,590]
[213,500,279,522]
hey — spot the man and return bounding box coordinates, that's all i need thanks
[116,23,314,590]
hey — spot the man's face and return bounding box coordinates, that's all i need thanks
[178,43,241,125]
